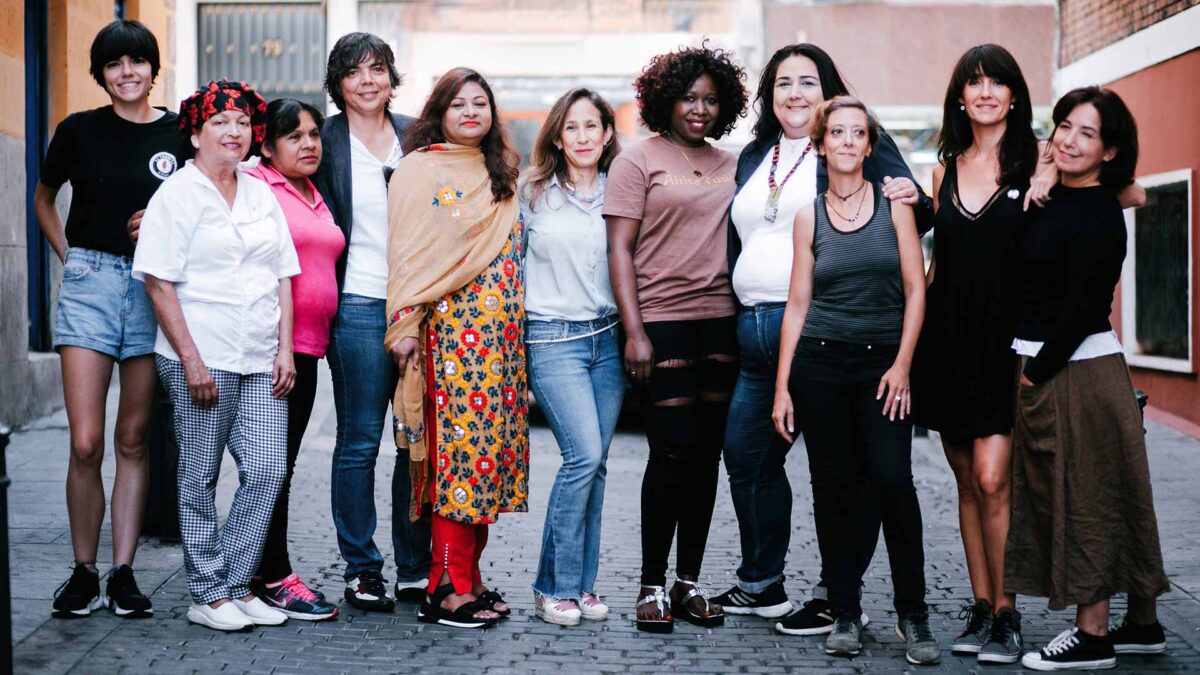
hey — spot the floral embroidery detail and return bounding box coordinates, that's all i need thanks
[443,355,465,383]
[502,386,517,407]
[435,299,451,315]
[460,328,481,349]
[479,290,503,316]
[434,390,449,411]
[450,419,471,447]
[500,447,517,466]
[437,452,450,472]
[433,186,464,206]
[449,481,473,507]
[502,259,516,278]
[468,391,488,411]
[475,455,495,474]
[504,323,519,342]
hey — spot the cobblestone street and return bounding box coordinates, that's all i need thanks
[8,362,1200,674]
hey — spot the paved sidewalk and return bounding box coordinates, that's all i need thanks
[7,361,1200,674]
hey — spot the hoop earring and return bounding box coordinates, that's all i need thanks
[960,105,966,111]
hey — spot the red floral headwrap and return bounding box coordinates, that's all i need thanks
[178,80,268,145]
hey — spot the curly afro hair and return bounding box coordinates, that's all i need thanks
[635,42,748,140]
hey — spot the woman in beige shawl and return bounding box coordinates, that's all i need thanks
[385,67,525,630]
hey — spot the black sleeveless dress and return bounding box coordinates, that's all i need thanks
[910,160,1028,439]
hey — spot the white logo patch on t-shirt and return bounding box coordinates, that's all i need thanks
[149,152,178,180]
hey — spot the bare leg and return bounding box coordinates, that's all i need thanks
[943,438,990,603]
[62,347,116,568]
[110,356,155,567]
[972,434,1015,612]
[1077,599,1110,636]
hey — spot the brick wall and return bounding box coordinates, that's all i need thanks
[1059,0,1200,66]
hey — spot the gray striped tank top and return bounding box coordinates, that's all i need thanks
[801,183,904,344]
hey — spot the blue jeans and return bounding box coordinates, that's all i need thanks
[528,318,624,599]
[723,303,797,593]
[328,293,431,582]
[54,247,156,361]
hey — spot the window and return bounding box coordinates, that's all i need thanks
[1122,169,1193,372]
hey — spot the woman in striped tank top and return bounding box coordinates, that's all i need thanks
[771,97,938,665]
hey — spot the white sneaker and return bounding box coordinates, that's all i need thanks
[534,592,581,626]
[232,596,288,626]
[579,592,609,621]
[187,602,253,632]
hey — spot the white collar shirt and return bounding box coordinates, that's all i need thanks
[133,161,301,374]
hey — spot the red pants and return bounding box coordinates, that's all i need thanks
[429,515,488,595]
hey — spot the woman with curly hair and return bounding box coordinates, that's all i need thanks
[385,67,525,630]
[604,43,748,633]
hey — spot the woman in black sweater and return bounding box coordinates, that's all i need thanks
[1008,87,1169,672]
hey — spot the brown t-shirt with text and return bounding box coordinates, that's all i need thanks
[603,135,736,322]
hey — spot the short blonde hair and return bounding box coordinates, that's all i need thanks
[812,95,880,153]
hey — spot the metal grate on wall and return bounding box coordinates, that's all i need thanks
[198,2,327,109]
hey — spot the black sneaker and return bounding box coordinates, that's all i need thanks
[1109,614,1167,655]
[951,598,992,654]
[104,565,154,618]
[775,597,870,636]
[1021,627,1116,671]
[711,581,792,618]
[394,578,427,604]
[896,613,941,665]
[344,571,395,612]
[52,564,102,619]
[978,607,1022,664]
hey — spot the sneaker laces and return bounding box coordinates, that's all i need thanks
[356,572,388,596]
[1042,628,1080,656]
[280,575,318,602]
[957,602,988,637]
[580,592,604,608]
[907,616,935,643]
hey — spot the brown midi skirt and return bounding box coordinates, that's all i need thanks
[1005,352,1170,610]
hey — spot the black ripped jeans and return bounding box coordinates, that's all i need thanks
[636,316,737,587]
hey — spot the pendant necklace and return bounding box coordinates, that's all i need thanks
[764,138,813,223]
[669,134,707,177]
[829,180,868,202]
[825,182,869,224]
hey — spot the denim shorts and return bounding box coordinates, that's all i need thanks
[53,247,157,361]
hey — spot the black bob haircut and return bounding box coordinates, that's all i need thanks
[752,43,852,141]
[89,20,161,89]
[262,98,326,159]
[634,41,748,140]
[1050,86,1139,192]
[324,32,404,112]
[937,44,1038,189]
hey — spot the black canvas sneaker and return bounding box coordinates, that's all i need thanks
[52,564,102,619]
[775,597,870,636]
[711,580,792,618]
[1109,614,1167,655]
[344,571,395,612]
[978,607,1022,664]
[951,598,992,654]
[104,565,154,618]
[1021,627,1116,671]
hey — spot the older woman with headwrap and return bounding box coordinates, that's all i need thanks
[132,80,300,633]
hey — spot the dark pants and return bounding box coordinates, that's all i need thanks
[638,316,737,587]
[257,354,318,582]
[791,337,927,619]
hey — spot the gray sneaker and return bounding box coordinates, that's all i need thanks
[951,599,992,654]
[825,615,864,656]
[896,614,941,665]
[978,607,1023,664]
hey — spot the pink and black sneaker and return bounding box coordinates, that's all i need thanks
[258,574,339,621]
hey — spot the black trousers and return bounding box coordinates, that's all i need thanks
[637,316,737,587]
[791,337,928,619]
[257,353,319,582]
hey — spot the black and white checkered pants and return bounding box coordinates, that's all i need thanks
[157,356,287,604]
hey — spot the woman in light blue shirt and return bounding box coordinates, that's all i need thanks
[521,87,623,627]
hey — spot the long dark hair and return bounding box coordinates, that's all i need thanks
[404,67,519,203]
[937,44,1038,187]
[1050,87,1138,191]
[521,87,620,209]
[752,43,852,141]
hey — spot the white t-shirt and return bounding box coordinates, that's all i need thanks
[132,161,301,374]
[342,133,402,298]
[1012,330,1123,361]
[730,136,817,306]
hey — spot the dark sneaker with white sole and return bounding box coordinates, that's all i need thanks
[104,565,153,618]
[52,564,102,619]
[824,615,864,656]
[259,574,338,621]
[394,578,428,603]
[775,597,870,636]
[951,598,992,654]
[1109,615,1167,655]
[896,613,941,665]
[1021,627,1116,671]
[978,607,1022,664]
[711,580,792,618]
[344,571,395,612]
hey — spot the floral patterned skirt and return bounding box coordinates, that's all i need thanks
[425,220,529,524]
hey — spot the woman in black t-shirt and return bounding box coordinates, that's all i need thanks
[34,20,183,621]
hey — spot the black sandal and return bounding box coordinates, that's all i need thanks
[476,589,511,618]
[636,586,673,634]
[671,579,725,628]
[417,584,500,629]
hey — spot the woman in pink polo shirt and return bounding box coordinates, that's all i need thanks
[244,98,344,620]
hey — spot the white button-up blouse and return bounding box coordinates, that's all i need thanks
[133,161,301,375]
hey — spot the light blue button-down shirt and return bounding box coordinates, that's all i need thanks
[520,174,617,323]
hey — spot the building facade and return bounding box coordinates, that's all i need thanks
[1056,1,1200,430]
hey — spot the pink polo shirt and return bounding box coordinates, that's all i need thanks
[245,162,345,357]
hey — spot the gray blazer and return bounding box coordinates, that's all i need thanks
[314,110,415,290]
